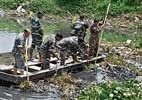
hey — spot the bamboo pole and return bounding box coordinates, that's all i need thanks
[25,38,29,82]
[94,3,111,65]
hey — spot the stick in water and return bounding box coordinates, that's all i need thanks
[95,3,111,65]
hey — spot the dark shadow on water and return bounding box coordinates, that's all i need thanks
[0,79,61,100]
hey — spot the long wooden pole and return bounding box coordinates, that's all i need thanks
[25,38,29,82]
[95,3,111,65]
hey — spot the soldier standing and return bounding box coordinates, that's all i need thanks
[89,19,103,57]
[70,15,89,41]
[29,11,43,62]
[12,29,31,75]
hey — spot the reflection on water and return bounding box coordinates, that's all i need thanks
[0,31,17,53]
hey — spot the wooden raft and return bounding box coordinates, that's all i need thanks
[0,55,105,84]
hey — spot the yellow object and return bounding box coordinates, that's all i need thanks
[72,16,77,23]
[23,54,28,61]
[25,54,28,60]
[28,11,33,19]
[67,11,77,23]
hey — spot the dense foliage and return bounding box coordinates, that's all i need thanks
[0,0,141,17]
[78,80,142,100]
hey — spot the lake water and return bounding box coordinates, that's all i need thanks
[0,31,17,53]
[0,31,32,53]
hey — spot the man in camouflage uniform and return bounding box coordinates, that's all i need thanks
[89,19,103,57]
[57,36,88,65]
[29,11,43,61]
[40,33,63,69]
[12,29,31,75]
[70,15,89,41]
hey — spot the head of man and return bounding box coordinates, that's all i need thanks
[83,22,89,29]
[24,28,31,38]
[37,11,43,19]
[78,38,85,45]
[55,33,63,41]
[79,15,85,21]
[93,19,99,24]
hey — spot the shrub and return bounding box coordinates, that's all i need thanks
[0,0,141,17]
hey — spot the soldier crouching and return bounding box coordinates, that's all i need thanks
[57,36,89,65]
[40,33,63,69]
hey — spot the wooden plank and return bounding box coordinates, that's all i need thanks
[50,57,58,62]
[10,69,33,75]
[0,71,21,83]
[50,63,57,69]
[0,65,13,71]
[20,55,106,81]
[27,58,58,66]
[27,61,41,66]
[65,58,74,64]
[28,66,41,72]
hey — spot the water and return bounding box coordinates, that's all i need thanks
[95,67,106,84]
[0,31,17,53]
[0,32,60,100]
[0,31,32,53]
[0,86,61,100]
[126,59,142,68]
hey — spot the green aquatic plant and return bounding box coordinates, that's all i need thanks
[78,80,142,100]
[19,80,32,90]
[105,54,126,66]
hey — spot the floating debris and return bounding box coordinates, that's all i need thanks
[106,63,136,81]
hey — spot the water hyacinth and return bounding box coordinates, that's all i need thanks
[78,80,142,100]
[109,93,114,97]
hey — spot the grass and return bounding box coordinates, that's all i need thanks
[0,18,71,36]
[102,32,130,42]
[0,18,23,33]
[78,80,142,100]
[0,18,141,48]
[0,0,142,18]
[102,30,142,48]
[42,20,71,37]
[105,54,126,66]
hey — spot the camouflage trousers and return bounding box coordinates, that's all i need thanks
[41,48,52,69]
[89,35,99,57]
[13,53,25,70]
[41,48,58,69]
[31,34,43,51]
[60,48,78,65]
[78,32,86,41]
[70,29,86,41]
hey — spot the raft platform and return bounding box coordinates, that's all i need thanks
[0,55,105,84]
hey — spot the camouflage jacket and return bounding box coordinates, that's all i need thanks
[57,36,79,51]
[12,33,26,55]
[31,17,43,35]
[90,23,101,37]
[40,35,57,52]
